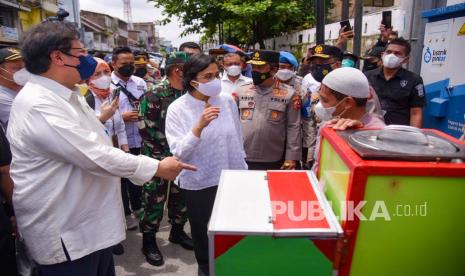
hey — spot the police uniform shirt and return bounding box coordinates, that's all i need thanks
[365,67,426,126]
[237,82,302,163]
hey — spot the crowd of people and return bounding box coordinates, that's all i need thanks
[0,18,437,276]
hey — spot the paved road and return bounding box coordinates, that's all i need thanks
[115,219,197,276]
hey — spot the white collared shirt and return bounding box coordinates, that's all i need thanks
[111,72,146,149]
[165,93,247,190]
[7,74,158,265]
[90,90,128,147]
[220,73,252,96]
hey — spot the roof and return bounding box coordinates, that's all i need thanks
[80,16,106,33]
[80,9,126,24]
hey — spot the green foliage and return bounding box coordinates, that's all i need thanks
[149,0,333,47]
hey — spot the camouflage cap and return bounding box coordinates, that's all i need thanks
[166,52,190,66]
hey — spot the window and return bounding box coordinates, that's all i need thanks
[298,34,303,44]
[363,0,394,7]
[0,9,15,27]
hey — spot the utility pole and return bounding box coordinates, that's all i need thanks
[341,0,350,51]
[316,0,325,44]
[123,0,133,30]
[353,0,363,59]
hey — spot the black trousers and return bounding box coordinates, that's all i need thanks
[37,246,115,276]
[181,185,218,270]
[121,147,143,215]
[246,160,283,170]
[0,203,18,276]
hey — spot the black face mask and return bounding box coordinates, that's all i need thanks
[363,61,378,72]
[298,64,311,77]
[311,64,333,82]
[117,64,135,78]
[134,67,147,78]
[252,71,272,85]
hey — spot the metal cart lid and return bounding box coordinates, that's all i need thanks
[344,125,465,162]
[208,170,343,238]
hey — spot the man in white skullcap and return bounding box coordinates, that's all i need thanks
[312,67,385,172]
[314,67,385,129]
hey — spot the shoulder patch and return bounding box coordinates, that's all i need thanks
[273,88,288,98]
[415,83,424,97]
[237,83,255,96]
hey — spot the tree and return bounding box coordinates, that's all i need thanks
[149,0,333,48]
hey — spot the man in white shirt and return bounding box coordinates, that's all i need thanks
[221,52,252,96]
[110,46,147,230]
[8,21,194,276]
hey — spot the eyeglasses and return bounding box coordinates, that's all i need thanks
[70,47,88,55]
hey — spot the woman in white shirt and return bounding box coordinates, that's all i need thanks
[165,54,247,276]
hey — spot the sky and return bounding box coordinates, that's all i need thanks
[78,0,201,48]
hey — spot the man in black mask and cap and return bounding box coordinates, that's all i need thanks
[133,51,149,79]
[236,50,301,170]
[307,44,343,82]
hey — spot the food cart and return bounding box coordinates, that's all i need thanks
[208,126,465,276]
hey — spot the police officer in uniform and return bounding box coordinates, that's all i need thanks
[237,50,301,170]
[301,45,343,168]
[276,51,305,102]
[276,51,308,169]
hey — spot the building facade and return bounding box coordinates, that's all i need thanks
[133,22,159,52]
[1,0,60,47]
[80,10,130,53]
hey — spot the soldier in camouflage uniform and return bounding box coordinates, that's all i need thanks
[138,52,193,267]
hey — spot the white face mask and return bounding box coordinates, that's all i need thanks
[276,69,295,81]
[193,78,222,97]
[13,68,31,86]
[90,74,111,90]
[382,53,405,69]
[314,102,336,122]
[314,99,347,122]
[225,65,242,77]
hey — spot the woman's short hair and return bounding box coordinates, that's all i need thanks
[183,54,217,93]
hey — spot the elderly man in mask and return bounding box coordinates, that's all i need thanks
[0,47,29,130]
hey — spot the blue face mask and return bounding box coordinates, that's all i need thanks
[342,59,356,68]
[63,53,97,80]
